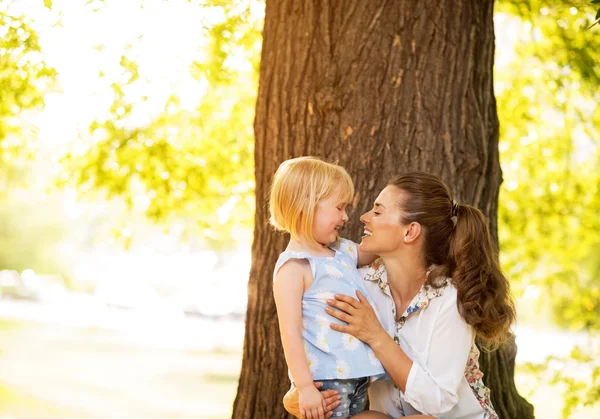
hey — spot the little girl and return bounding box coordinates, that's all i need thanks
[270,156,385,419]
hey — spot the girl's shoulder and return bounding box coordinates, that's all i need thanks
[335,238,359,263]
[273,251,315,281]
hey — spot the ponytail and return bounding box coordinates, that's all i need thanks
[389,172,516,351]
[448,204,516,350]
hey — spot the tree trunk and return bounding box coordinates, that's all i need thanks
[232,0,534,418]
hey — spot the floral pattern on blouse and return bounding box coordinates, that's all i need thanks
[464,344,499,419]
[363,259,498,418]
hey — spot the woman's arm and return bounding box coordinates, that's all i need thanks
[325,291,413,391]
[397,292,473,416]
[274,260,327,419]
[326,290,474,417]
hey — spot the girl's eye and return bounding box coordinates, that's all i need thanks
[373,211,381,216]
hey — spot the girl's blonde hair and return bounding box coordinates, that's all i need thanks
[269,156,354,244]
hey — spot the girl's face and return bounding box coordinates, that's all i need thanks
[359,185,405,255]
[312,189,349,246]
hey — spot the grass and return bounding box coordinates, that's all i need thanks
[0,318,25,332]
[0,315,598,419]
[0,383,82,419]
[0,318,79,418]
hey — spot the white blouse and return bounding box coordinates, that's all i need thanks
[359,261,498,419]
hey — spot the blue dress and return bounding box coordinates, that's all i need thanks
[274,238,385,381]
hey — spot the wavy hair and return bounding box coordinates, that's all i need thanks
[389,172,515,350]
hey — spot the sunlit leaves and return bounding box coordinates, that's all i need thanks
[591,0,600,28]
[60,0,263,248]
[521,338,600,418]
[496,0,600,329]
[497,1,600,413]
[0,3,56,175]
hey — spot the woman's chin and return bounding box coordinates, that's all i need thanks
[359,237,371,251]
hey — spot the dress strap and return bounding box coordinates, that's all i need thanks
[273,251,316,280]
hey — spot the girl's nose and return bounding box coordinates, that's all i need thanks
[342,210,349,222]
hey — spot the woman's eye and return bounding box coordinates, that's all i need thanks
[373,211,380,216]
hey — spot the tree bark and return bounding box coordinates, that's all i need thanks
[232,0,534,418]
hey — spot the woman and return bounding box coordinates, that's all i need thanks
[284,172,515,418]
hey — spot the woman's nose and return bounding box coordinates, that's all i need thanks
[359,211,369,224]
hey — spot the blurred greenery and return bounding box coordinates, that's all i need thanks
[519,340,600,418]
[0,0,56,183]
[497,0,600,325]
[59,1,261,249]
[497,1,600,416]
[0,1,63,275]
[591,0,600,27]
[0,383,75,418]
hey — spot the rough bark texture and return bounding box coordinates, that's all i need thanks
[232,1,535,418]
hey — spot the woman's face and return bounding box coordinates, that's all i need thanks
[359,185,406,255]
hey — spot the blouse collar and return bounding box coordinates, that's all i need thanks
[362,258,450,320]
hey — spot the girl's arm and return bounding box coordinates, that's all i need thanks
[274,259,326,419]
[356,247,378,267]
[339,238,377,267]
[273,259,313,388]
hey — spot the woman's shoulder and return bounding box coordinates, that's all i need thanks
[427,275,455,296]
[424,276,461,315]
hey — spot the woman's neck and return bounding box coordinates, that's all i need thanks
[380,253,428,314]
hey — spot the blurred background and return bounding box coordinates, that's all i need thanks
[0,0,598,418]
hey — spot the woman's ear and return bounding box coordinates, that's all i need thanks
[403,222,422,243]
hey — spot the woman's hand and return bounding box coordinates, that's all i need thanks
[325,290,386,346]
[283,382,341,418]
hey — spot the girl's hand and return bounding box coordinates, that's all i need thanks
[298,384,326,419]
[325,290,385,346]
[283,382,340,418]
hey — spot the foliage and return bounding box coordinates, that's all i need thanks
[521,338,600,418]
[0,1,61,273]
[591,0,600,28]
[0,188,69,274]
[497,0,600,326]
[496,0,600,415]
[0,0,56,186]
[59,0,262,249]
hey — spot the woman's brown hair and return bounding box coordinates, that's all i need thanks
[389,172,516,350]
